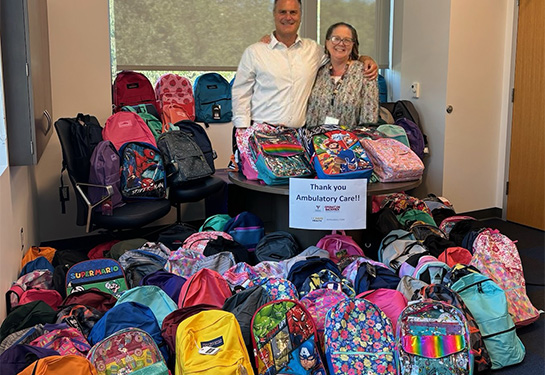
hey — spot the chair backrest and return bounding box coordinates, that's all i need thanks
[54,119,92,226]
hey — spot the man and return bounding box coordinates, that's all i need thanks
[232,0,378,129]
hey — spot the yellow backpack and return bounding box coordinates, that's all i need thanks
[175,310,254,375]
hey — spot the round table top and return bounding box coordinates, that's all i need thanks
[228,171,421,196]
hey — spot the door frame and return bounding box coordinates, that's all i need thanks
[502,0,520,221]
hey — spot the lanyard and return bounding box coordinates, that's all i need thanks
[329,62,350,106]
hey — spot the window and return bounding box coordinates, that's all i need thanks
[110,0,390,81]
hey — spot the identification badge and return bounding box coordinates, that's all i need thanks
[324,116,340,125]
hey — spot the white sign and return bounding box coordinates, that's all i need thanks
[289,178,367,230]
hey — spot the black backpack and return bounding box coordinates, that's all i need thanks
[255,231,300,262]
[174,120,217,173]
[56,114,103,214]
[222,285,268,373]
[157,130,213,186]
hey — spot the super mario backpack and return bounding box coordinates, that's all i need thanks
[251,299,326,375]
[65,259,128,298]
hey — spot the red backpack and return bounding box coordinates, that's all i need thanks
[178,269,232,308]
[112,70,159,113]
[102,111,157,150]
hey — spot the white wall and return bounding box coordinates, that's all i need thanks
[389,0,514,213]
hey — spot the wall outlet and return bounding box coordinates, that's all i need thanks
[411,82,420,98]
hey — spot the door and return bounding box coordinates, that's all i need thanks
[506,0,545,230]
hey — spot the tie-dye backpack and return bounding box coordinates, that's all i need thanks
[324,298,397,375]
[396,300,472,375]
[252,299,326,375]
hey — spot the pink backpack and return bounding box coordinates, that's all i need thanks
[357,288,407,330]
[439,215,476,238]
[470,228,541,327]
[300,288,348,347]
[31,327,91,356]
[178,268,232,308]
[155,73,195,125]
[102,111,156,150]
[165,249,205,278]
[361,138,424,182]
[6,270,53,313]
[181,231,233,254]
[316,230,365,263]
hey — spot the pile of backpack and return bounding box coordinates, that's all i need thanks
[1,194,541,375]
[112,70,233,129]
[236,100,428,186]
[56,106,220,218]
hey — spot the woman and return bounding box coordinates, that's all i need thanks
[306,22,379,129]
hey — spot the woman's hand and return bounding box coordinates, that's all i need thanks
[260,35,271,44]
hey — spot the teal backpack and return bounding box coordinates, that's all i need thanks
[199,213,232,232]
[114,285,177,327]
[449,272,525,370]
[122,104,164,140]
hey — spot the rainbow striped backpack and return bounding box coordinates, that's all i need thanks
[396,299,473,375]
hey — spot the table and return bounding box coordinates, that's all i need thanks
[227,172,421,249]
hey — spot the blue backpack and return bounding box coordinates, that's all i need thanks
[223,211,265,253]
[87,301,169,362]
[114,285,178,327]
[19,256,54,277]
[119,141,167,200]
[324,298,397,375]
[193,72,232,124]
[287,258,342,293]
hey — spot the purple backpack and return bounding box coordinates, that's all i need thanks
[395,118,426,159]
[140,269,186,303]
[88,140,123,213]
[0,344,59,375]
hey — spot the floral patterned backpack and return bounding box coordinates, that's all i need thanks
[87,327,168,375]
[397,300,472,375]
[324,298,397,374]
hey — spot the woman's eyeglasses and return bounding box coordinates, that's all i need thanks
[329,36,355,45]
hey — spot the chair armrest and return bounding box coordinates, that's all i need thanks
[75,182,115,233]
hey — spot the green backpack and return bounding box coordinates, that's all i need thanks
[0,301,57,343]
[199,214,232,232]
[122,104,163,140]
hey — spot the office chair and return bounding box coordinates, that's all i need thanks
[168,176,226,224]
[55,118,172,233]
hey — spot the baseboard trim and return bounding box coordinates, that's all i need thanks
[458,207,502,220]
